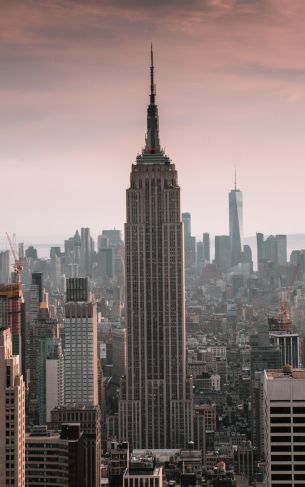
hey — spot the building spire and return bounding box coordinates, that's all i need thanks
[150,43,156,105]
[145,43,160,153]
[234,166,237,191]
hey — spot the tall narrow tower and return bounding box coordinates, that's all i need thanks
[119,47,193,449]
[229,170,243,266]
[0,327,25,487]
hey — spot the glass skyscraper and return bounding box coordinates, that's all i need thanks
[229,177,243,267]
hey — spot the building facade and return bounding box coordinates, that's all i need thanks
[119,48,193,449]
[263,368,305,486]
[0,283,23,359]
[25,424,85,487]
[50,405,101,487]
[229,182,243,267]
[0,327,25,487]
[64,277,98,406]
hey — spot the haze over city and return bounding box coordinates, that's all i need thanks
[1,0,305,239]
[3,3,305,487]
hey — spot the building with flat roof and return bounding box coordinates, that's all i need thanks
[25,424,84,487]
[263,367,305,486]
[50,405,101,487]
[123,452,162,487]
[64,277,98,406]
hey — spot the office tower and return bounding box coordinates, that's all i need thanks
[24,273,44,384]
[97,247,115,280]
[30,272,43,319]
[25,424,85,487]
[264,235,277,262]
[111,328,127,386]
[214,235,231,271]
[193,406,207,452]
[203,232,210,263]
[64,277,98,406]
[190,235,197,267]
[275,234,287,266]
[27,304,59,425]
[0,283,23,358]
[66,276,88,302]
[98,235,109,251]
[263,368,305,487]
[182,212,191,241]
[25,246,38,260]
[0,249,10,283]
[50,405,101,487]
[50,250,61,289]
[80,227,93,277]
[64,230,81,276]
[291,250,305,279]
[256,232,264,269]
[101,229,122,248]
[119,48,193,449]
[250,336,281,459]
[243,244,252,264]
[182,212,192,268]
[0,327,25,487]
[197,242,204,266]
[229,176,243,266]
[41,337,64,424]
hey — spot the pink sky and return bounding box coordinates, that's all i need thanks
[1,0,305,242]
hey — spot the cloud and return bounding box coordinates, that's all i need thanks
[1,0,305,238]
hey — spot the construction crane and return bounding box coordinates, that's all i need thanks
[5,232,23,284]
[269,263,300,333]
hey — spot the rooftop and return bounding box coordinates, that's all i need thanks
[265,368,305,380]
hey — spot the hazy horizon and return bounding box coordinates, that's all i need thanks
[1,1,305,237]
[1,233,304,263]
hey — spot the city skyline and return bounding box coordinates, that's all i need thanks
[1,1,305,237]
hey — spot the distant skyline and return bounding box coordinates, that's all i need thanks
[1,1,305,237]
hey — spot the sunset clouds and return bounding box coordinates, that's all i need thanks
[1,0,305,241]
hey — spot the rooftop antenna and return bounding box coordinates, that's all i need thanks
[150,42,156,105]
[234,166,237,191]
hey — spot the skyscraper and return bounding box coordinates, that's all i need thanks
[0,249,10,284]
[229,173,243,267]
[0,327,25,487]
[80,227,93,277]
[202,232,210,263]
[263,368,305,486]
[182,212,192,268]
[119,47,193,449]
[275,234,287,266]
[64,277,98,406]
[214,235,231,271]
[0,283,23,359]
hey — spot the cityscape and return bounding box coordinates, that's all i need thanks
[2,2,305,487]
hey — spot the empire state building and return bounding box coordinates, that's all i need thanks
[119,48,193,449]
